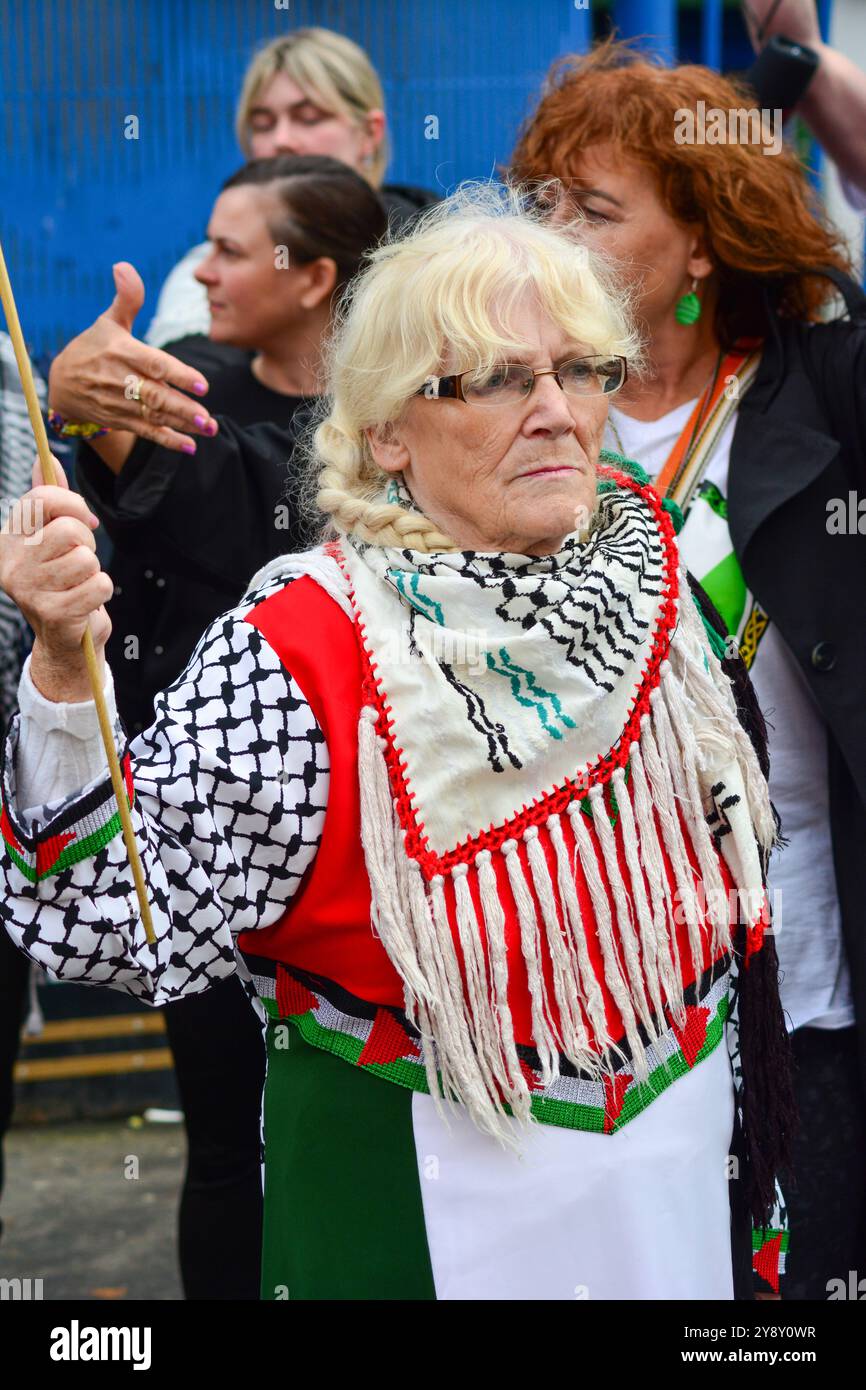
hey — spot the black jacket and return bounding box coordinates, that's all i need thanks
[381,182,442,233]
[76,365,318,734]
[728,268,866,1091]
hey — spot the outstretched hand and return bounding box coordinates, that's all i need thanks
[47,262,219,453]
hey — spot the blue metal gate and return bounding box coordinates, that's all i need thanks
[0,0,841,363]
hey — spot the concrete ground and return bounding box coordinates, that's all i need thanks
[0,1118,185,1300]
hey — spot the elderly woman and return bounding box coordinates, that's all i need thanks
[511,38,866,1300]
[0,187,791,1301]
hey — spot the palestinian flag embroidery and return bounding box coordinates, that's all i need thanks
[337,465,777,1146]
[248,955,731,1135]
[1,747,135,883]
[753,1223,789,1295]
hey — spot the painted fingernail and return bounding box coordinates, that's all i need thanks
[181,442,197,455]
[206,420,217,435]
[192,381,207,395]
[194,414,207,428]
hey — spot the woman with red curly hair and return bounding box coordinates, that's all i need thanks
[512,38,866,1302]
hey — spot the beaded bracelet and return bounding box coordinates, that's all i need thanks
[48,409,111,440]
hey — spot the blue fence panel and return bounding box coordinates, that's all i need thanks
[701,0,724,70]
[0,0,593,363]
[614,0,677,62]
[0,0,843,362]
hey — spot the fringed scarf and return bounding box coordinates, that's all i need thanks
[336,463,777,1147]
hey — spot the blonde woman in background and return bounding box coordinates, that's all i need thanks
[0,186,792,1299]
[145,27,439,351]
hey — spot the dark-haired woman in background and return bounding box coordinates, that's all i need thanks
[55,155,386,737]
[46,154,387,1299]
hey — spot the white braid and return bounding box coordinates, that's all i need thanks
[314,419,456,553]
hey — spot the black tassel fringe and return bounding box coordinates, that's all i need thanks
[688,573,799,1228]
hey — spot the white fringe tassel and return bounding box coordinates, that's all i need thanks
[502,838,560,1089]
[546,813,618,1069]
[568,800,649,1080]
[523,825,597,1075]
[609,765,668,1029]
[627,739,687,1026]
[354,578,775,1143]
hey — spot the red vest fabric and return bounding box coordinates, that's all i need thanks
[236,573,733,1052]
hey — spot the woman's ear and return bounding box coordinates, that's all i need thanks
[686,229,714,282]
[364,422,409,474]
[361,109,386,164]
[299,257,339,310]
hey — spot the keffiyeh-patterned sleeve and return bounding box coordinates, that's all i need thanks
[0,578,328,1006]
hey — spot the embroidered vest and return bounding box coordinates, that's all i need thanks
[237,569,736,1135]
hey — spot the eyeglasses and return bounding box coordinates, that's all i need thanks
[415,355,628,407]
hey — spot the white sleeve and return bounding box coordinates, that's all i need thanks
[14,653,122,818]
[840,174,866,214]
[0,334,46,729]
[0,591,329,1006]
[143,243,212,347]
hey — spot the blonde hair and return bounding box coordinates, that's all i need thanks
[236,28,389,187]
[304,180,642,553]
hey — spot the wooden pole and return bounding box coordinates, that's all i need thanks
[0,239,156,944]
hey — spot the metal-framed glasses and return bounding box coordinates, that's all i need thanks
[416,354,628,406]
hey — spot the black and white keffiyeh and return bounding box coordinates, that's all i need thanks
[343,475,667,852]
[335,462,778,1142]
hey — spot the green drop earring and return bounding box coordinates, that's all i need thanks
[675,278,702,326]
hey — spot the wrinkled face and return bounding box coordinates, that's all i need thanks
[195,185,331,347]
[550,144,710,331]
[366,297,607,556]
[246,71,381,171]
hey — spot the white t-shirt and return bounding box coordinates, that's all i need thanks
[605,402,855,1033]
[840,175,866,214]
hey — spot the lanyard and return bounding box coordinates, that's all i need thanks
[651,340,762,509]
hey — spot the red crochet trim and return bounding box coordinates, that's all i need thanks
[333,467,680,877]
[744,893,770,963]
